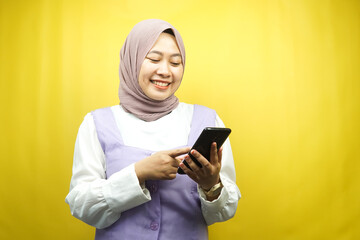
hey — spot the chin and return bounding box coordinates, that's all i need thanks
[146,92,171,101]
[144,88,171,100]
[150,95,169,101]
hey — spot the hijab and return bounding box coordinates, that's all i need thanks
[118,19,186,122]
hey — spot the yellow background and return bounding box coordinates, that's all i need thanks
[1,0,359,239]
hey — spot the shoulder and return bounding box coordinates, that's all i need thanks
[90,105,121,122]
[191,103,217,118]
[177,102,194,113]
[178,102,216,113]
[91,106,114,116]
[183,103,225,127]
[77,106,118,135]
[176,102,216,121]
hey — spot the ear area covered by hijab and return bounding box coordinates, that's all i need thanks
[118,19,186,122]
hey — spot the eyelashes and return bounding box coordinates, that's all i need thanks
[146,57,181,66]
[147,57,160,63]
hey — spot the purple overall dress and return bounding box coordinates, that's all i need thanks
[92,104,216,240]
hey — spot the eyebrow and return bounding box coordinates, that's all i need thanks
[147,50,181,57]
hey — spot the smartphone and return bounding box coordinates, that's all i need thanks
[177,127,231,174]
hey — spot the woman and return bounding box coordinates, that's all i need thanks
[66,19,241,240]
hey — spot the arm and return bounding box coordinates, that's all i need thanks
[201,115,241,225]
[199,138,241,225]
[179,114,241,225]
[65,114,151,229]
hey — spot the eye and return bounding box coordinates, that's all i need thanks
[146,57,160,63]
[171,62,181,66]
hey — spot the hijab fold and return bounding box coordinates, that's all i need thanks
[118,19,186,121]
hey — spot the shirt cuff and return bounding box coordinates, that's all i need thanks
[102,163,151,213]
[198,182,229,212]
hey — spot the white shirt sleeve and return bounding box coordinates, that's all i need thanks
[198,114,241,225]
[65,113,151,229]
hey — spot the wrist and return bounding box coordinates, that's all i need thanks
[201,176,221,191]
[201,181,223,199]
[135,161,147,184]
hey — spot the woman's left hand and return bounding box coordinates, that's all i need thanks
[179,142,222,191]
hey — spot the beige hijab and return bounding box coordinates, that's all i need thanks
[118,19,186,121]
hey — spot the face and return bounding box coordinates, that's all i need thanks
[138,32,184,101]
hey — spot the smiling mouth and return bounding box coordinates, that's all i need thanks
[150,80,171,87]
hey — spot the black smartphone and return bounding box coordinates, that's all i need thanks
[177,127,231,174]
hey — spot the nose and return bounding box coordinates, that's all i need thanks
[156,61,170,77]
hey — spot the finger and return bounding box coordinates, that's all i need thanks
[179,162,198,182]
[218,146,223,165]
[158,154,180,168]
[168,147,191,158]
[189,150,211,170]
[174,156,184,165]
[184,155,200,173]
[175,156,184,162]
[169,173,177,180]
[168,154,184,168]
[209,142,218,165]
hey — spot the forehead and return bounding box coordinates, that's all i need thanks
[148,33,181,54]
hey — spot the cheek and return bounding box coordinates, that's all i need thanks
[139,62,154,79]
[174,68,184,81]
[138,68,150,89]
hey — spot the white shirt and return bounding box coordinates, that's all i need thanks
[65,103,241,229]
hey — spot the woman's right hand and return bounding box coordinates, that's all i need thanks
[135,147,191,184]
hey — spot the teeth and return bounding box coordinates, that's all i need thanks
[152,81,170,87]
